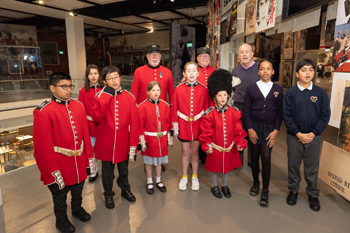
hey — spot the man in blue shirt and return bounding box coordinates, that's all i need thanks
[283,59,330,211]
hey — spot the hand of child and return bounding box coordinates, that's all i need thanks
[248,129,258,144]
[266,129,279,148]
[206,149,213,154]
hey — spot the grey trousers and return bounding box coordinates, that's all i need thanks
[287,134,321,197]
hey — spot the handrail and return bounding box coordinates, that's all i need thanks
[0,105,37,112]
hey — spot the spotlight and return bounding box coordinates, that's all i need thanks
[69,12,75,17]
[38,0,44,4]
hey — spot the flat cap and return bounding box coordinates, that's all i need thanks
[197,47,210,56]
[146,44,161,53]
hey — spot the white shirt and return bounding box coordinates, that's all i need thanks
[256,80,273,98]
[297,81,313,91]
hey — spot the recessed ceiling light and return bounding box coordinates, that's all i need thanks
[69,12,75,17]
[38,0,44,4]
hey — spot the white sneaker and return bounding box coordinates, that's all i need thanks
[179,177,188,190]
[191,177,200,191]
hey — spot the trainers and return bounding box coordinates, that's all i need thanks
[249,183,260,197]
[179,177,188,190]
[191,177,200,191]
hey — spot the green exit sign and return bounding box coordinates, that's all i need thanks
[59,51,64,54]
[187,43,192,48]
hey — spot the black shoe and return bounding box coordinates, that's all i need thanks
[121,190,136,202]
[146,183,154,194]
[286,191,298,205]
[161,165,166,171]
[56,218,76,233]
[211,186,222,198]
[72,208,91,222]
[308,196,320,211]
[105,196,115,209]
[260,190,269,206]
[89,172,99,182]
[221,186,231,198]
[156,182,167,192]
[249,183,260,197]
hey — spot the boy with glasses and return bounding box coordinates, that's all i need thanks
[33,72,95,233]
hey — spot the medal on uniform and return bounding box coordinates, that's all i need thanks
[159,72,163,79]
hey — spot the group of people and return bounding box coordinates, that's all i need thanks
[33,43,330,233]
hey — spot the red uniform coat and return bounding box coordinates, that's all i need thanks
[33,96,94,187]
[171,81,209,141]
[91,87,139,164]
[78,85,102,137]
[138,98,171,157]
[131,64,175,104]
[197,65,216,87]
[199,105,247,173]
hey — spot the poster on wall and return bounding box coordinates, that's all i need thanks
[282,61,293,89]
[220,15,230,44]
[332,23,350,72]
[338,83,350,152]
[319,141,350,201]
[329,72,350,128]
[245,0,256,35]
[171,24,195,83]
[325,19,336,46]
[227,1,238,38]
[294,30,306,53]
[336,0,350,26]
[255,0,276,33]
[284,31,293,59]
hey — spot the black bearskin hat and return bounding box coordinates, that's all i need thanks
[207,69,232,100]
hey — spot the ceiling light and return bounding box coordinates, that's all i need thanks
[38,0,44,4]
[171,0,175,2]
[148,28,154,33]
[69,12,75,17]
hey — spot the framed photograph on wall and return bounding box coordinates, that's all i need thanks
[39,42,59,65]
[282,61,293,89]
[284,31,293,59]
[7,58,24,74]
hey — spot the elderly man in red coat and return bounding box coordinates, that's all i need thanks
[196,47,216,87]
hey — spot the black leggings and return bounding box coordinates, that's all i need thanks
[250,142,272,190]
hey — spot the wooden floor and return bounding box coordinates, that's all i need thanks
[0,124,349,233]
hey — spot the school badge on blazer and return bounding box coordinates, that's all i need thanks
[310,96,318,102]
[273,92,279,97]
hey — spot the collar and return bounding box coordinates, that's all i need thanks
[90,84,101,88]
[297,81,313,91]
[198,64,209,69]
[257,80,273,86]
[116,87,123,95]
[52,95,70,105]
[185,81,198,87]
[148,97,159,104]
[216,104,228,113]
[241,61,255,70]
[147,64,160,69]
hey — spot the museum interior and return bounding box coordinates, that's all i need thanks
[0,0,349,233]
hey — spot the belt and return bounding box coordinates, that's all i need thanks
[144,131,167,137]
[211,141,235,152]
[54,141,84,157]
[87,115,93,121]
[177,110,204,122]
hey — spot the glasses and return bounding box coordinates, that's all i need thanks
[105,76,120,82]
[54,85,75,90]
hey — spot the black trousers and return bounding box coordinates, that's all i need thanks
[102,160,130,198]
[49,181,85,223]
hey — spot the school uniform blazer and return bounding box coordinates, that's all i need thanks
[199,105,247,173]
[91,86,139,164]
[197,65,216,87]
[131,64,175,104]
[33,96,94,187]
[138,98,171,157]
[78,85,102,137]
[171,81,209,141]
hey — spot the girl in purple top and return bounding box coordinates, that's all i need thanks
[243,60,283,206]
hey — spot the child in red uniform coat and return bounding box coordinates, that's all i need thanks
[78,64,103,182]
[199,69,247,198]
[91,66,139,209]
[33,72,95,233]
[172,61,209,191]
[138,81,172,194]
